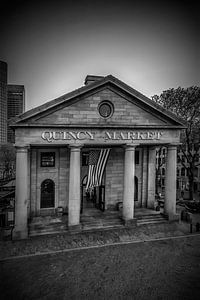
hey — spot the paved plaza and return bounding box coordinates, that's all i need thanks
[1,234,200,300]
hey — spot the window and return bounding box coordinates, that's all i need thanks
[134,176,138,201]
[41,179,55,208]
[82,153,89,166]
[135,151,139,164]
[176,180,179,189]
[181,167,185,177]
[162,168,165,176]
[194,167,198,177]
[41,152,55,167]
[98,101,114,118]
[195,154,199,162]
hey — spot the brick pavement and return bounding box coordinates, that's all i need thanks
[0,220,197,260]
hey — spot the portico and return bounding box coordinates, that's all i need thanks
[10,75,185,239]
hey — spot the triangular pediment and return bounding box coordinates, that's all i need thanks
[10,75,186,129]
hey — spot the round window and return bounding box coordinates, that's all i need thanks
[98,101,114,118]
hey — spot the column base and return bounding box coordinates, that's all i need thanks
[13,227,28,240]
[123,218,137,227]
[147,201,155,209]
[67,224,82,233]
[162,213,180,222]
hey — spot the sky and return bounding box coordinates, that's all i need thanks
[0,0,199,111]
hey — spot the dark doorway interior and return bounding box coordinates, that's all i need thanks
[81,175,105,213]
[135,176,138,201]
[41,179,55,208]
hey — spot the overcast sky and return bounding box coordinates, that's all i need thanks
[0,0,198,110]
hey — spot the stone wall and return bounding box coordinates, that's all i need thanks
[30,147,69,217]
[29,146,144,217]
[105,148,124,209]
[35,88,167,126]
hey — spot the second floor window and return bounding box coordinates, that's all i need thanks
[41,152,55,167]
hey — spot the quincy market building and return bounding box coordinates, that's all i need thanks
[11,75,185,239]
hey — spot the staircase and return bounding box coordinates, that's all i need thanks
[29,210,169,237]
[29,210,123,236]
[81,216,124,231]
[29,216,68,237]
[81,208,124,231]
[136,213,168,226]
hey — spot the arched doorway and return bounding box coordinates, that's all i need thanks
[41,179,55,208]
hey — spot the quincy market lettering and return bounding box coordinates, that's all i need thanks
[41,131,163,143]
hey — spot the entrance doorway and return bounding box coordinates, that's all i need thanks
[81,175,105,213]
[40,179,55,208]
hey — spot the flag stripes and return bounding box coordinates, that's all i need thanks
[86,149,110,190]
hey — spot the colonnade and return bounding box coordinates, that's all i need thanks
[13,144,178,239]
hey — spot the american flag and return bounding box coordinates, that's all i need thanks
[86,149,110,190]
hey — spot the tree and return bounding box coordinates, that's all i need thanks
[155,146,165,195]
[0,144,16,181]
[152,86,200,200]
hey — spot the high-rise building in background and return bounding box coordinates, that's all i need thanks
[0,61,8,144]
[7,85,25,143]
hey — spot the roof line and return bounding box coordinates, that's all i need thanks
[10,74,186,127]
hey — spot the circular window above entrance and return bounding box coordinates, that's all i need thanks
[98,101,114,119]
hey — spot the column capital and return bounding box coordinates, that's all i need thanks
[148,145,157,150]
[69,144,82,151]
[167,144,179,150]
[123,144,139,151]
[15,145,30,153]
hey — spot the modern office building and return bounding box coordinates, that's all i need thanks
[7,85,25,143]
[0,61,7,144]
[0,61,25,144]
[10,74,186,239]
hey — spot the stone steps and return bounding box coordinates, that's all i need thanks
[82,202,95,209]
[29,213,168,236]
[29,215,124,236]
[81,217,124,231]
[29,222,67,237]
[136,214,168,225]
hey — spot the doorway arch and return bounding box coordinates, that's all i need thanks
[41,179,55,208]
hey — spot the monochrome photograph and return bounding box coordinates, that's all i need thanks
[0,0,199,299]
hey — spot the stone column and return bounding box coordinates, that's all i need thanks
[165,145,178,220]
[122,145,137,224]
[68,145,81,229]
[142,147,148,207]
[147,147,156,209]
[13,146,29,240]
